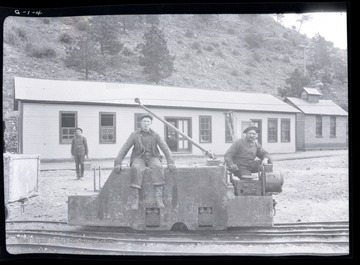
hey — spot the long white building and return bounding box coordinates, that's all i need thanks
[14,76,300,160]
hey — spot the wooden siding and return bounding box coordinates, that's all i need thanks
[303,115,348,150]
[21,103,297,159]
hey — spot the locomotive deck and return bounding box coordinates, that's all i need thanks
[68,166,274,230]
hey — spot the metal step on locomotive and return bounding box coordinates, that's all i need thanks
[68,98,284,230]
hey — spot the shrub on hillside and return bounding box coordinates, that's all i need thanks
[42,18,50,24]
[282,54,291,63]
[191,42,201,50]
[245,68,252,75]
[121,46,134,57]
[185,30,194,38]
[244,33,263,49]
[204,45,214,52]
[215,50,225,58]
[231,50,240,56]
[230,69,239,77]
[76,18,89,31]
[227,28,236,35]
[14,27,27,40]
[252,52,262,62]
[4,31,16,46]
[58,33,72,44]
[25,43,56,58]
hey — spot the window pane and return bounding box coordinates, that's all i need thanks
[281,119,290,142]
[100,113,115,143]
[199,116,211,143]
[101,114,114,126]
[61,113,75,127]
[316,116,322,136]
[268,119,278,142]
[330,116,336,137]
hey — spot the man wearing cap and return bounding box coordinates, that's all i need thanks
[114,114,176,210]
[71,127,89,180]
[224,126,271,179]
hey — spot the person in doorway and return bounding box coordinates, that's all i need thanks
[114,114,176,210]
[71,127,89,180]
[224,126,271,179]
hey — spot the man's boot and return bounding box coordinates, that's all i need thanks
[154,186,165,208]
[131,188,140,210]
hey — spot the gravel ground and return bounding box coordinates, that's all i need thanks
[5,151,349,256]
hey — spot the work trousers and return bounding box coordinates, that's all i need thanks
[130,155,164,189]
[232,160,262,178]
[74,153,85,177]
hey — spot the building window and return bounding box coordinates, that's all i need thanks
[60,112,77,144]
[134,113,147,130]
[268,118,278,143]
[100,113,116,143]
[199,116,212,143]
[316,115,322,137]
[330,116,336,137]
[225,118,233,143]
[281,119,290,142]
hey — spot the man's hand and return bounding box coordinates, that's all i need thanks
[262,158,269,165]
[168,164,176,172]
[230,164,239,172]
[114,164,122,173]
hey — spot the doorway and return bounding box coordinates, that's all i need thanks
[165,118,192,153]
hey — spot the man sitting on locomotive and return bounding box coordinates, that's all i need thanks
[224,126,271,179]
[114,114,176,210]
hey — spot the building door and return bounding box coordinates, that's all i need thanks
[251,119,262,145]
[165,118,192,153]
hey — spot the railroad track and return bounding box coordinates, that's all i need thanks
[5,220,349,255]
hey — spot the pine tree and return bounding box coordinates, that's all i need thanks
[89,16,123,55]
[64,34,104,79]
[139,25,175,84]
[278,68,310,98]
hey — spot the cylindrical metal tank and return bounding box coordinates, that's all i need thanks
[265,171,284,193]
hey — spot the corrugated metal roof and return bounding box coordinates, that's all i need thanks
[14,76,300,113]
[286,97,348,116]
[303,87,322,96]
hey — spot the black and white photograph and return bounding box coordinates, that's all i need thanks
[2,2,350,258]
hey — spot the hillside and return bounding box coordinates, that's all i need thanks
[2,14,348,152]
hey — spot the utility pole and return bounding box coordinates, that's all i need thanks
[299,44,308,76]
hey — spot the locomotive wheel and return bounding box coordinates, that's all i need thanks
[171,222,188,231]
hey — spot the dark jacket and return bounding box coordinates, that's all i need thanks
[224,138,270,169]
[71,135,88,156]
[114,128,174,166]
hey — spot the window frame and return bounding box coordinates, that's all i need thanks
[316,115,323,137]
[267,118,278,143]
[199,115,212,143]
[59,111,77,144]
[99,112,116,144]
[330,116,336,138]
[281,118,291,143]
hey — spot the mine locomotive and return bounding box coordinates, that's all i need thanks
[68,98,284,230]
